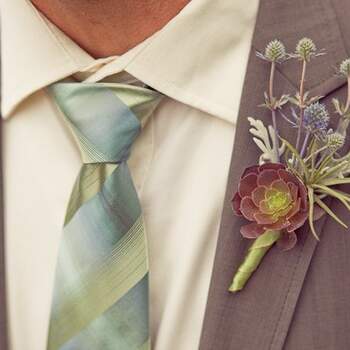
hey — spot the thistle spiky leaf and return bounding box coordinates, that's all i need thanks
[332,98,344,115]
[307,187,320,240]
[321,178,350,186]
[313,184,350,211]
[314,195,348,228]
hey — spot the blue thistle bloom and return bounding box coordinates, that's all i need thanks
[303,102,329,133]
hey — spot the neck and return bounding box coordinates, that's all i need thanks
[31,0,190,58]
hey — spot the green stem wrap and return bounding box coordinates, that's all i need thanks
[229,230,281,292]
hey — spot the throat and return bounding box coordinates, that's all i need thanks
[31,0,191,58]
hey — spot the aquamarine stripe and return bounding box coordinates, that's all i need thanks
[50,84,141,163]
[61,115,107,163]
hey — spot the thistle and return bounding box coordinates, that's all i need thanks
[293,38,321,153]
[264,40,286,62]
[327,132,345,151]
[334,58,350,134]
[256,39,289,163]
[339,58,350,77]
[303,102,329,134]
[295,38,317,61]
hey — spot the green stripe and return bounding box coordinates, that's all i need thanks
[49,216,147,348]
[62,112,108,163]
[108,87,162,125]
[64,163,118,226]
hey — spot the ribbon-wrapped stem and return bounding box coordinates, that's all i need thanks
[229,230,281,292]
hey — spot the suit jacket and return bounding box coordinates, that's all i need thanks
[1,1,350,349]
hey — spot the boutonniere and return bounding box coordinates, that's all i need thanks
[229,38,350,292]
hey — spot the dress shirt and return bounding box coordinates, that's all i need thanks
[0,0,259,349]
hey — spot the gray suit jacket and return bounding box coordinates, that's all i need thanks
[199,0,350,349]
[1,1,350,349]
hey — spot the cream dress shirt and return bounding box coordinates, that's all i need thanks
[0,0,259,349]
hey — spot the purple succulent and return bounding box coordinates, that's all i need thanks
[232,163,309,250]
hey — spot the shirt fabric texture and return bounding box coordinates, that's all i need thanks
[0,0,259,349]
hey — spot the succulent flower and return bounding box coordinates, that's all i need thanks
[303,102,329,133]
[264,39,286,62]
[326,132,345,150]
[232,163,308,250]
[339,58,350,77]
[295,38,317,61]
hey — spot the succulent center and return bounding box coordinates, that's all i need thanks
[267,191,289,212]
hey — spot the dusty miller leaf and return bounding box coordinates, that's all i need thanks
[247,117,285,164]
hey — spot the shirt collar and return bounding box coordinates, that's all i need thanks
[1,0,258,123]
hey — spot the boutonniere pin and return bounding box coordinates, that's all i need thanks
[229,38,350,292]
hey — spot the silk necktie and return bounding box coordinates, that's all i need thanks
[47,82,162,350]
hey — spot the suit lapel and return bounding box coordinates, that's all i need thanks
[0,114,8,349]
[200,1,349,349]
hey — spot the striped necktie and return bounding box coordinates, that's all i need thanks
[47,82,162,350]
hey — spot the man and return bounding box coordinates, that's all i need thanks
[0,0,350,349]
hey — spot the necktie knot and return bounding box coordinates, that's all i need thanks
[51,83,161,164]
